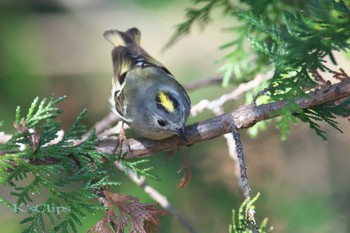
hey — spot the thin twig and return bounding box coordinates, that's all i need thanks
[191,71,272,116]
[114,162,198,233]
[188,72,271,203]
[231,124,249,199]
[231,124,259,231]
[223,133,240,189]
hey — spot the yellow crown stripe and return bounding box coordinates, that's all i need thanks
[159,92,174,112]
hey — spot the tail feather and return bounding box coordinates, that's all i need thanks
[125,28,141,45]
[103,27,141,47]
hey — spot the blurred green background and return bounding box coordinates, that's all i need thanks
[1,1,350,232]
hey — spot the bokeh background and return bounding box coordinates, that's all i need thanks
[1,1,350,232]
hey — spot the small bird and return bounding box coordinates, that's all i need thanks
[103,28,191,141]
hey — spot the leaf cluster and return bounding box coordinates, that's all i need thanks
[0,96,158,232]
[168,0,350,140]
[229,193,272,233]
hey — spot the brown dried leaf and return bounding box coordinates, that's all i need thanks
[88,208,119,233]
[104,191,161,233]
[88,215,114,233]
[144,210,166,233]
[13,119,40,152]
[177,159,191,189]
[165,149,175,160]
[13,119,28,134]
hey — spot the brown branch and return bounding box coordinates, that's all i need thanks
[2,79,350,162]
[96,79,350,158]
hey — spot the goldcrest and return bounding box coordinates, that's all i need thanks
[103,28,191,141]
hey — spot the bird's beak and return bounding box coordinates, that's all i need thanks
[177,126,188,143]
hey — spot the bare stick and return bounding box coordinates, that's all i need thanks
[191,72,272,116]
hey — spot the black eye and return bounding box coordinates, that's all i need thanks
[157,119,167,127]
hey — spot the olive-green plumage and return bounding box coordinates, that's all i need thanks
[104,28,191,140]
